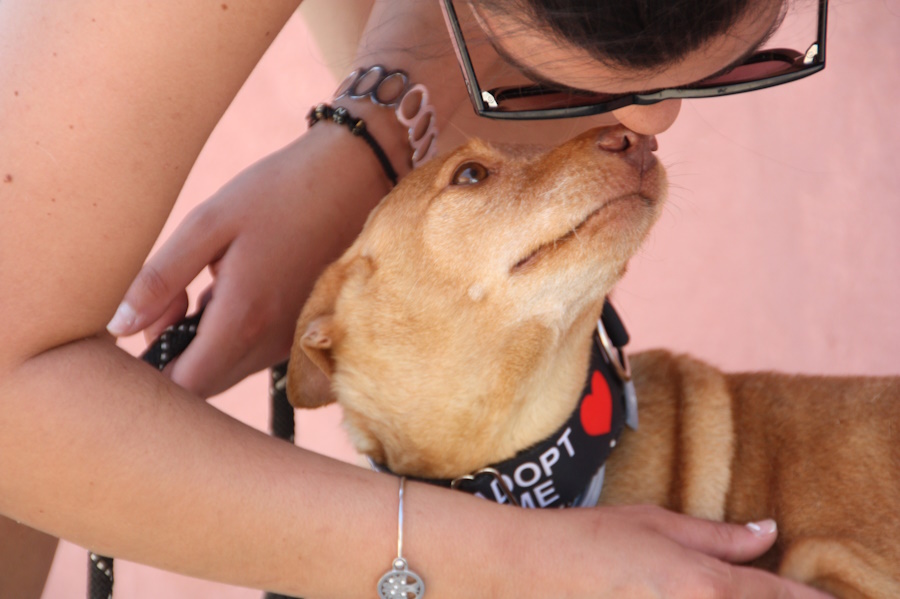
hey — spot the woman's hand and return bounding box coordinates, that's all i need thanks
[105,0,470,397]
[107,124,391,397]
[495,504,833,599]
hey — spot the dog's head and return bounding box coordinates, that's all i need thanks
[288,126,666,478]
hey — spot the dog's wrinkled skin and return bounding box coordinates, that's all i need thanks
[288,126,900,598]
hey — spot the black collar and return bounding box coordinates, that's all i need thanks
[371,300,637,508]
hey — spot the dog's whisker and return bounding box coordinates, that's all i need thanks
[444,119,474,142]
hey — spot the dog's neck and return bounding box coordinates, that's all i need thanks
[371,301,636,508]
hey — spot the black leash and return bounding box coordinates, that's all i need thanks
[87,312,302,599]
[263,362,301,599]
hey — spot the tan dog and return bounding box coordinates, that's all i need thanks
[287,127,900,598]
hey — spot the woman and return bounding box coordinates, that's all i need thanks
[0,0,836,597]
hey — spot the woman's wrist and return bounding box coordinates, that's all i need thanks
[330,89,426,182]
[307,102,401,186]
[299,114,394,197]
[397,480,543,599]
[332,65,439,174]
[325,0,470,177]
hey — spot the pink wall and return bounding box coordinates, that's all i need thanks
[42,1,899,597]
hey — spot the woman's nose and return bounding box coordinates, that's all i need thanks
[612,99,682,135]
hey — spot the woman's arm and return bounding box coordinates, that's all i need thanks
[1,333,815,598]
[0,516,57,599]
[0,5,408,592]
[0,0,300,350]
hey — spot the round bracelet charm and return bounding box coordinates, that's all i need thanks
[378,557,425,599]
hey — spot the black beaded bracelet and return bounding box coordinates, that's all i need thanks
[307,103,399,187]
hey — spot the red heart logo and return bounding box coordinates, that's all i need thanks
[580,371,612,436]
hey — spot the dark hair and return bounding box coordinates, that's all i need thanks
[476,0,757,71]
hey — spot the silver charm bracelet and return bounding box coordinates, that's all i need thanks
[377,477,425,598]
[334,65,438,170]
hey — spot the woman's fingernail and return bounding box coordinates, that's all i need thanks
[106,302,136,336]
[746,519,777,537]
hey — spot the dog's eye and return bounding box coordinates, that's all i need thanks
[451,162,489,185]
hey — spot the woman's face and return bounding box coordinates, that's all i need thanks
[475,0,786,134]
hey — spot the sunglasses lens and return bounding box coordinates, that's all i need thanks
[489,86,622,113]
[487,48,805,113]
[687,49,803,87]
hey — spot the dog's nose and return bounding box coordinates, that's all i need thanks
[595,126,658,173]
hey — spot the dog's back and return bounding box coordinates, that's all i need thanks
[602,349,900,598]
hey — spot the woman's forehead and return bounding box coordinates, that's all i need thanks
[473,0,787,94]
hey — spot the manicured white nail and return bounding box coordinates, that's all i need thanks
[746,519,777,537]
[106,301,136,336]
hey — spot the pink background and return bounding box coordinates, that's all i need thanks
[41,1,899,597]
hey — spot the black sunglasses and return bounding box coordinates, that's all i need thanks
[440,0,828,120]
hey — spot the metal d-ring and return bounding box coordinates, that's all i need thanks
[596,318,632,383]
[451,467,520,507]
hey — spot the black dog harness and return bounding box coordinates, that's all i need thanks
[371,300,638,508]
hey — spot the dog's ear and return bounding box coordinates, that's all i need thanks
[299,316,336,377]
[286,262,348,409]
[285,316,338,409]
